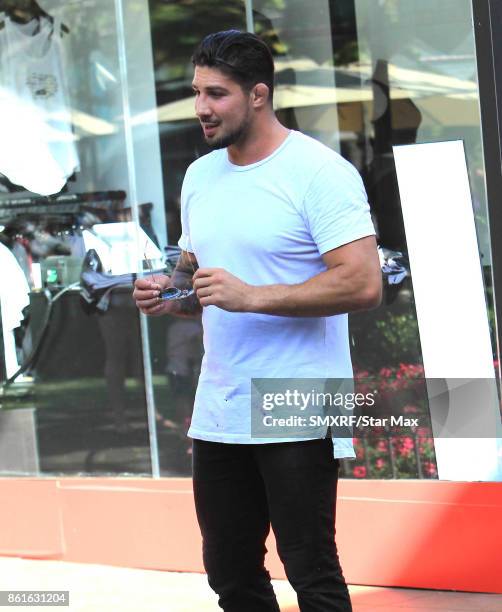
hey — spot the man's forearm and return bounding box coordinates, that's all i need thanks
[246,266,381,317]
[169,258,202,317]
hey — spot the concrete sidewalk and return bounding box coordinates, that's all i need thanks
[0,557,500,611]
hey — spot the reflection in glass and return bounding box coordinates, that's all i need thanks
[148,0,247,476]
[146,0,495,479]
[0,1,162,477]
[0,1,494,480]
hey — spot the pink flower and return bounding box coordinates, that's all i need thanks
[353,466,367,478]
[423,461,437,476]
[377,440,388,452]
[395,436,414,457]
[403,404,419,414]
[355,369,370,379]
[419,437,433,449]
[375,458,385,469]
[417,427,431,438]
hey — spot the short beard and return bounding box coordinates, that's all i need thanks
[205,115,251,150]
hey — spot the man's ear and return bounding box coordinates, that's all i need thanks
[252,83,270,108]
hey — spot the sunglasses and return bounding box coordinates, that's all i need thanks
[144,245,196,301]
[159,287,195,301]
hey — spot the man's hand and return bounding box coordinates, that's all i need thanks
[133,274,175,316]
[192,236,381,317]
[193,268,252,312]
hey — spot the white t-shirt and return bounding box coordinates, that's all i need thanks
[179,130,375,458]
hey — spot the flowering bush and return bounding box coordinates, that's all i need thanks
[355,363,424,392]
[350,432,437,479]
[348,363,437,479]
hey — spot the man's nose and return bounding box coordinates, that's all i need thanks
[195,95,211,119]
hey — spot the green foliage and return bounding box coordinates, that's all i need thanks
[351,306,422,372]
[374,312,421,363]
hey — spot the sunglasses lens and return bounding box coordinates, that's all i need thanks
[161,287,182,300]
[160,287,195,301]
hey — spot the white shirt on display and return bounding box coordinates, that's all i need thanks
[0,15,79,195]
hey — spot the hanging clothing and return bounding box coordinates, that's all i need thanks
[0,14,79,195]
[0,243,30,379]
[0,243,30,333]
[12,238,33,288]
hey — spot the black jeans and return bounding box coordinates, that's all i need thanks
[192,437,352,612]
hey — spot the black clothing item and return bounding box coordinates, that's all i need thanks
[192,437,352,612]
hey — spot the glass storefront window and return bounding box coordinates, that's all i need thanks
[0,0,167,476]
[0,0,498,479]
[146,1,248,476]
[147,0,498,479]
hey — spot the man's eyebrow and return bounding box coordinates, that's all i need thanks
[191,84,229,93]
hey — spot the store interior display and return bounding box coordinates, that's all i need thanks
[80,248,135,314]
[0,190,127,286]
[0,187,171,389]
[0,0,170,475]
[0,0,69,33]
[82,221,163,275]
[0,0,77,195]
[0,190,127,220]
[0,242,30,380]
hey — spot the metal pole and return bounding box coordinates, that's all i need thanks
[245,0,254,33]
[114,0,160,478]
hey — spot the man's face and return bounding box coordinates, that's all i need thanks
[192,65,253,150]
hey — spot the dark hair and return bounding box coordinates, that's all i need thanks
[192,30,275,104]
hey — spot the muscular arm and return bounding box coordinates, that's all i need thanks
[250,236,382,316]
[193,236,382,317]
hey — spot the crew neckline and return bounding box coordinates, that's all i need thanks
[224,130,296,171]
[7,16,54,60]
[11,18,40,37]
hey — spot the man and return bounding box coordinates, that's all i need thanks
[134,30,381,612]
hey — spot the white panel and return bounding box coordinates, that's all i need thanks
[393,140,501,481]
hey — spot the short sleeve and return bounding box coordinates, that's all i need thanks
[178,166,193,252]
[302,157,375,255]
